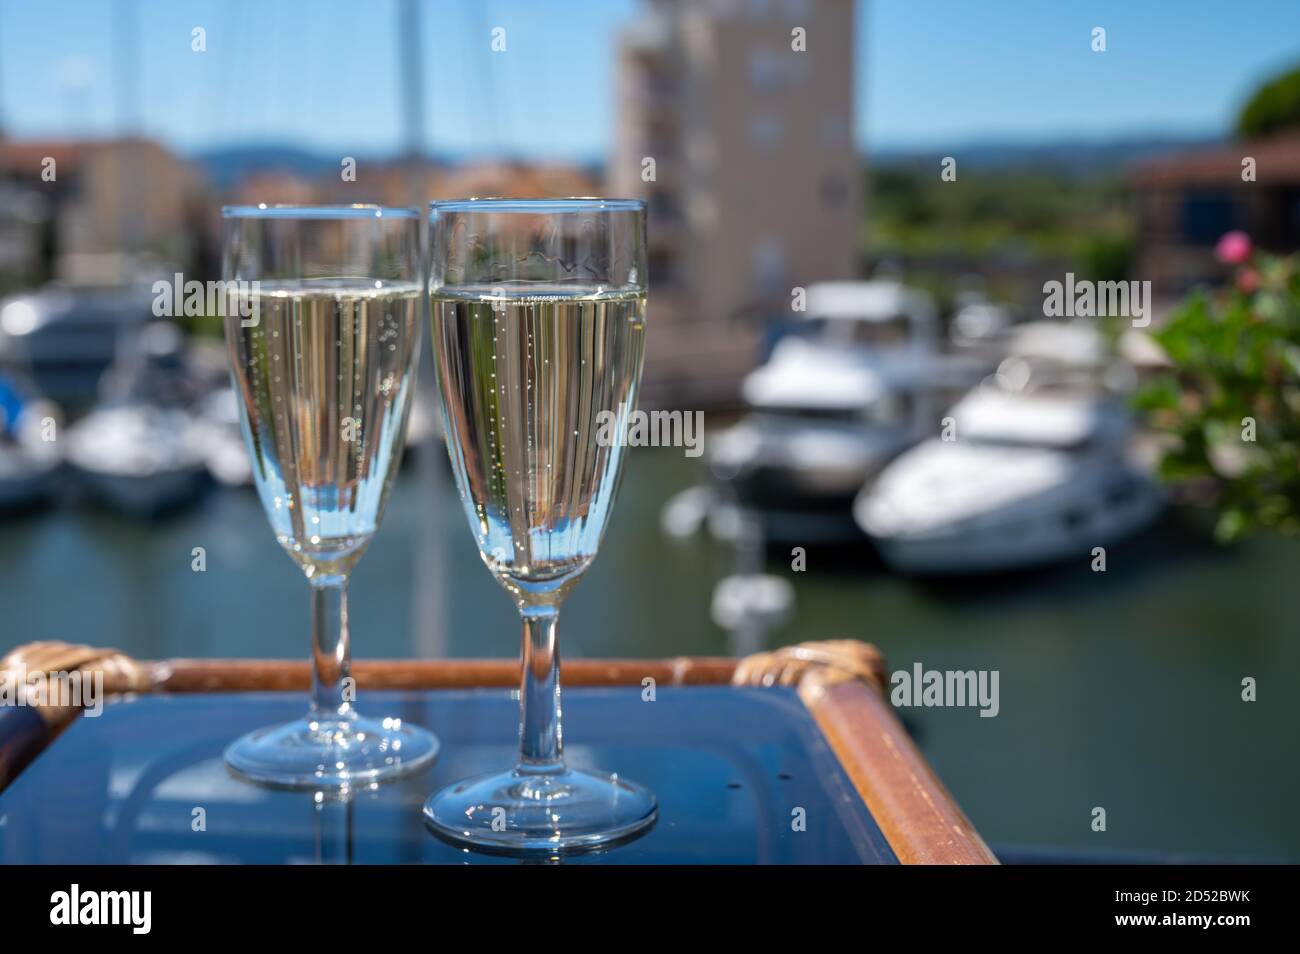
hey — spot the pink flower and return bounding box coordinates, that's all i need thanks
[1215,230,1252,265]
[1236,267,1259,294]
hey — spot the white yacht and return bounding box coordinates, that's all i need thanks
[0,285,154,408]
[856,375,1163,575]
[703,280,989,544]
[65,403,209,516]
[65,323,210,516]
[192,387,253,488]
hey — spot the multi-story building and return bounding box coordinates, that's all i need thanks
[0,137,208,285]
[611,0,862,406]
[1132,134,1300,299]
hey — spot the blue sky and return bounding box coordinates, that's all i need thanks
[1,0,1298,158]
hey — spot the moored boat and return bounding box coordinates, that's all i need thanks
[856,381,1163,574]
[65,404,208,516]
[191,387,253,488]
[0,374,62,513]
[704,280,990,545]
[0,285,155,409]
[0,440,60,512]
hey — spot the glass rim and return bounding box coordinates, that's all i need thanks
[428,197,645,215]
[221,204,420,220]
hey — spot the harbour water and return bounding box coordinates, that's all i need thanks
[2,445,1297,861]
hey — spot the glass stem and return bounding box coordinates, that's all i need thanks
[518,604,563,773]
[310,574,353,721]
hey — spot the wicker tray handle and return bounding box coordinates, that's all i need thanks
[1,641,153,729]
[731,639,885,690]
[1,638,887,734]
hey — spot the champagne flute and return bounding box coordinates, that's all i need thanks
[221,204,439,788]
[423,198,656,852]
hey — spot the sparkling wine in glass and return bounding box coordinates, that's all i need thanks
[423,198,656,852]
[221,204,439,788]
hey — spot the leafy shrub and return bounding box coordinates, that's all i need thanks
[1135,249,1300,540]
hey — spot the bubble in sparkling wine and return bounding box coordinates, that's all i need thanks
[226,279,420,575]
[430,285,645,584]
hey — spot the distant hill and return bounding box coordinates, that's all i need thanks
[189,135,1221,190]
[188,144,606,190]
[870,134,1223,175]
[188,146,365,189]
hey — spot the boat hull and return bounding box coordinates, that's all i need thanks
[0,460,60,513]
[858,458,1164,575]
[68,463,208,517]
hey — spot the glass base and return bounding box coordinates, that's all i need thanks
[423,766,657,854]
[225,712,439,789]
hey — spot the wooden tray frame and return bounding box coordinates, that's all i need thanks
[0,641,996,865]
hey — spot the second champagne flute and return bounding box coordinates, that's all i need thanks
[423,198,656,852]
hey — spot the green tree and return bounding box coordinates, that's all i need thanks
[1237,65,1300,139]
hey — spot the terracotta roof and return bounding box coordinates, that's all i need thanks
[0,136,182,177]
[431,162,600,200]
[228,171,321,205]
[1132,134,1300,187]
[0,140,90,174]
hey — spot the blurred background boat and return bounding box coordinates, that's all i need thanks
[64,322,209,516]
[0,372,61,512]
[0,284,155,410]
[857,371,1163,574]
[191,386,253,488]
[65,402,207,516]
[690,279,990,545]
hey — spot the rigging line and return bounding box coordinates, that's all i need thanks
[212,0,245,149]
[112,0,141,135]
[475,0,504,158]
[111,0,142,259]
[398,0,426,158]
[187,3,211,152]
[0,3,6,135]
[297,6,319,156]
[421,0,433,166]
[396,0,428,207]
[330,0,363,165]
[266,0,289,147]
